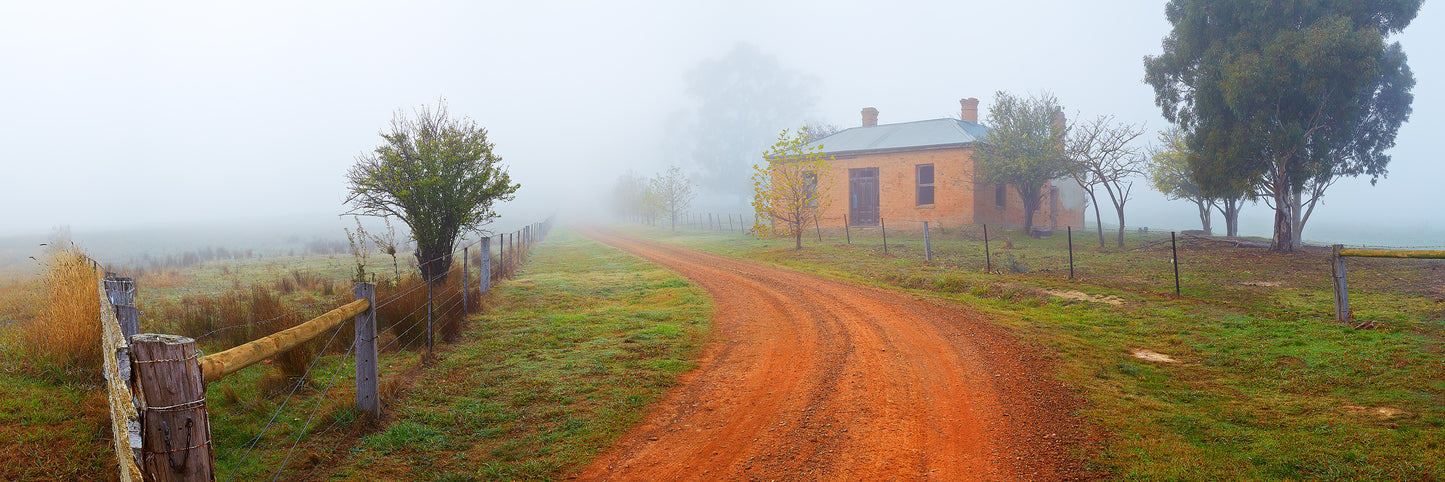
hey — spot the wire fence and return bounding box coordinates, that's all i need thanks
[652,212,1445,322]
[97,216,556,480]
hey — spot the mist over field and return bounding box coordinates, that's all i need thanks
[2,0,1443,261]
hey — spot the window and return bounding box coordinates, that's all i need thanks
[915,164,934,206]
[995,184,1007,207]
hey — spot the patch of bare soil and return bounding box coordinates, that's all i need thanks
[574,229,1096,481]
[1130,349,1178,364]
[1043,289,1125,306]
[1240,281,1283,287]
[1343,406,1404,419]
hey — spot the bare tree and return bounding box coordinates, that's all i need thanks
[1068,115,1145,247]
[652,166,695,232]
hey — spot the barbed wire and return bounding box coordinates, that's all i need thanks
[271,343,357,481]
[220,318,349,482]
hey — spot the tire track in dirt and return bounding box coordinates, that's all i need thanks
[574,229,1094,481]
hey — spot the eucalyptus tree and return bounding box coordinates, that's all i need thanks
[1144,0,1417,251]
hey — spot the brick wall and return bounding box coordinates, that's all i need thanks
[817,146,1085,231]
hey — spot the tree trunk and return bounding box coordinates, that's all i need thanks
[1114,204,1126,248]
[1271,189,1294,252]
[1088,191,1105,247]
[1017,185,1042,233]
[1290,188,1304,248]
[1195,199,1212,235]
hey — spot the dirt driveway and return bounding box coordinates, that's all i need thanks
[574,230,1092,481]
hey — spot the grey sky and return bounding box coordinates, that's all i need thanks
[2,1,1440,245]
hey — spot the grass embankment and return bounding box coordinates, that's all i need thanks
[319,229,711,480]
[627,224,1445,481]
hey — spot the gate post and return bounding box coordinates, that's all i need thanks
[354,282,380,419]
[132,334,213,481]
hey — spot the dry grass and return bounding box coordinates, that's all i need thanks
[20,247,103,378]
[375,271,477,351]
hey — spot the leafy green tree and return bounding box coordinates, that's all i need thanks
[752,128,832,250]
[1148,127,1216,234]
[652,166,695,232]
[344,101,520,284]
[1145,0,1418,251]
[974,91,1071,233]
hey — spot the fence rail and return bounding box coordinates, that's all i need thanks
[98,216,555,481]
[1331,245,1445,326]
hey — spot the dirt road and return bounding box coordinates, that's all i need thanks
[575,230,1092,481]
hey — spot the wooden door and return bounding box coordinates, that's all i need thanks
[849,167,879,226]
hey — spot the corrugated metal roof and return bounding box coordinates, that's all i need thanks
[807,118,990,155]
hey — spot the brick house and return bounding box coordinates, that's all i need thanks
[806,98,1086,232]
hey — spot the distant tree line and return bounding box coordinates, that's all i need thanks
[611,166,696,232]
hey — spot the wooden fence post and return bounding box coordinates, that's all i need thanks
[131,334,213,482]
[984,224,991,273]
[425,279,433,353]
[814,213,822,243]
[881,217,888,255]
[104,275,140,339]
[354,282,380,419]
[844,215,850,244]
[923,221,932,262]
[1068,226,1074,280]
[480,237,491,294]
[1332,244,1349,322]
[1171,232,1181,297]
[462,246,469,314]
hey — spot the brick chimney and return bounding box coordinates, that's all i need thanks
[959,97,979,123]
[861,107,879,127]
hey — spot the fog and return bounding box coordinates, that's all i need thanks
[3,0,1442,252]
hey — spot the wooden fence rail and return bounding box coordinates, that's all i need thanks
[1331,245,1445,324]
[102,215,554,480]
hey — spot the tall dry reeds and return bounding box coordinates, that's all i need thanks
[375,270,475,350]
[23,247,103,377]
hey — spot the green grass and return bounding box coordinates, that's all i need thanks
[626,222,1445,481]
[317,228,712,480]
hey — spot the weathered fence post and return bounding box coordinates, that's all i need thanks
[104,275,140,339]
[844,215,851,244]
[131,334,213,482]
[480,237,491,294]
[354,282,380,419]
[814,213,822,243]
[462,246,469,314]
[1067,226,1075,280]
[1171,232,1181,297]
[983,224,991,273]
[881,217,888,255]
[923,221,932,262]
[1332,244,1349,322]
[425,279,433,353]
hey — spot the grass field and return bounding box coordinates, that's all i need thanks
[2,221,1441,480]
[628,223,1445,480]
[0,229,713,481]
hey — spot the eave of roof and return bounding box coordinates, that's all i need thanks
[806,118,990,155]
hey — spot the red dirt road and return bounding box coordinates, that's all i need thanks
[575,230,1092,481]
